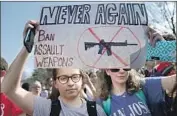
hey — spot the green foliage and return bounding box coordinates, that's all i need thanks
[23,68,53,84]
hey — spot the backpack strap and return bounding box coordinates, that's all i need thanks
[87,100,97,116]
[135,90,146,104]
[50,99,61,116]
[102,95,111,116]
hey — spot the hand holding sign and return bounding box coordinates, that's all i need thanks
[147,26,165,47]
[35,3,149,69]
[23,20,39,38]
[23,20,39,53]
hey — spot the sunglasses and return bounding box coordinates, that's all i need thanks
[110,69,131,72]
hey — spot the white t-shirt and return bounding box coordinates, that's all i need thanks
[33,96,106,116]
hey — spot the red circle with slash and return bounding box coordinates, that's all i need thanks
[77,26,142,69]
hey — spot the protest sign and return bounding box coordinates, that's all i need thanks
[34,2,148,69]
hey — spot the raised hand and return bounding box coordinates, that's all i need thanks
[23,20,39,53]
[23,20,39,39]
[81,70,97,100]
[147,26,165,47]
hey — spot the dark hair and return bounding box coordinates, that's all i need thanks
[0,57,8,71]
[22,83,30,91]
[100,69,141,100]
[48,85,60,100]
[48,68,84,100]
[48,69,60,100]
[162,33,176,41]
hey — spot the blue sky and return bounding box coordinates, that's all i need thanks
[1,1,86,74]
[1,2,176,75]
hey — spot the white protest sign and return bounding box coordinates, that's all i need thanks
[34,2,148,69]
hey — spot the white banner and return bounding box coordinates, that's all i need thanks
[34,3,148,69]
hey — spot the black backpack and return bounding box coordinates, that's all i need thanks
[50,99,97,116]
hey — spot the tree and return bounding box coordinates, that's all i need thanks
[160,2,176,36]
[23,68,53,84]
[146,2,176,36]
[154,2,176,36]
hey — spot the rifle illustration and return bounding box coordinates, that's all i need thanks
[85,39,138,56]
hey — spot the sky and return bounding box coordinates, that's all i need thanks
[1,1,86,76]
[1,1,107,75]
[1,1,176,78]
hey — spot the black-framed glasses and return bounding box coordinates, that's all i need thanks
[57,74,82,84]
[110,69,131,72]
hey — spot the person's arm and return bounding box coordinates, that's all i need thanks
[147,26,165,47]
[161,74,176,92]
[81,71,97,100]
[1,20,39,115]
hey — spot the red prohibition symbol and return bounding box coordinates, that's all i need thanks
[77,26,142,69]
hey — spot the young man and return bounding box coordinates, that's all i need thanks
[1,20,106,116]
[0,57,25,116]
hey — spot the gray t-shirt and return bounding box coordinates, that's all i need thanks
[33,96,106,116]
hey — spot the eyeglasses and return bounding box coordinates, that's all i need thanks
[57,74,82,84]
[110,69,131,72]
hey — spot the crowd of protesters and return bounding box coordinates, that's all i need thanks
[0,19,176,116]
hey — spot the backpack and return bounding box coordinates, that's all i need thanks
[102,90,146,115]
[50,99,97,116]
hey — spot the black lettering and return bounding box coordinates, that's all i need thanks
[34,45,39,55]
[81,4,91,24]
[38,30,55,42]
[40,6,59,25]
[68,57,73,66]
[38,30,45,42]
[42,44,47,55]
[118,3,128,25]
[49,57,54,67]
[106,3,118,24]
[35,44,64,55]
[43,57,49,67]
[57,6,67,24]
[45,45,51,55]
[63,57,68,67]
[95,4,106,24]
[60,45,64,55]
[127,4,136,25]
[58,57,63,66]
[34,44,43,55]
[35,56,74,68]
[53,57,58,67]
[38,44,43,55]
[68,5,78,24]
[35,57,43,67]
[132,4,148,25]
[74,5,83,24]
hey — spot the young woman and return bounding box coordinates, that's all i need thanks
[97,27,176,116]
[99,69,175,116]
[1,20,106,116]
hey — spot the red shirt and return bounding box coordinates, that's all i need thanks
[0,93,23,116]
